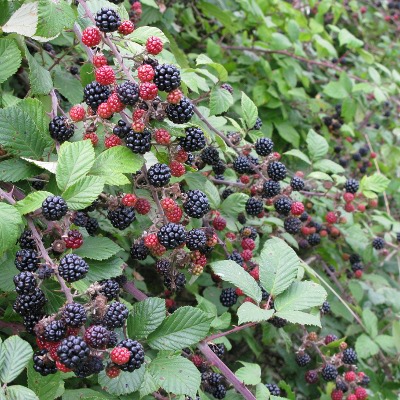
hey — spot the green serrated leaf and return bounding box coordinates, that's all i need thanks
[74,236,122,261]
[54,70,83,105]
[130,26,168,44]
[323,81,349,99]
[241,92,258,129]
[237,302,274,324]
[274,281,327,312]
[306,129,328,161]
[148,306,212,350]
[204,180,220,209]
[25,50,53,95]
[148,355,200,398]
[83,257,124,284]
[0,336,33,383]
[259,238,300,297]
[355,334,379,358]
[235,361,261,385]
[359,173,390,195]
[0,158,42,183]
[14,191,52,215]
[283,149,311,165]
[0,38,22,84]
[56,141,95,191]
[98,365,145,396]
[220,193,249,218]
[209,87,233,115]
[274,311,321,327]
[62,176,105,210]
[128,298,166,339]
[5,385,39,400]
[2,2,38,37]
[139,370,159,398]
[362,308,378,338]
[313,159,344,174]
[211,260,262,303]
[0,203,23,256]
[274,121,300,148]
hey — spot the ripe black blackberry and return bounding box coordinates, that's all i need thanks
[130,240,149,260]
[267,161,287,181]
[125,129,152,154]
[38,265,53,280]
[156,258,171,275]
[252,117,262,130]
[164,272,186,292]
[179,127,206,152]
[245,197,264,216]
[290,176,305,191]
[240,226,258,240]
[213,384,227,399]
[320,300,330,314]
[208,373,222,386]
[185,152,195,165]
[228,251,244,266]
[200,147,220,165]
[17,230,36,249]
[72,211,89,227]
[212,160,226,175]
[23,313,44,334]
[166,97,194,123]
[296,352,311,367]
[274,197,292,216]
[58,254,89,282]
[13,271,37,294]
[99,278,120,300]
[42,195,68,221]
[265,383,281,396]
[147,163,171,187]
[262,180,280,199]
[336,380,349,392]
[307,233,321,246]
[344,178,359,194]
[86,217,99,236]
[209,343,225,358]
[221,188,233,199]
[116,81,139,105]
[186,229,207,251]
[360,375,370,387]
[13,288,47,316]
[49,116,75,143]
[220,288,238,307]
[321,364,338,381]
[95,7,121,32]
[372,237,385,249]
[114,274,127,288]
[351,262,364,273]
[31,176,47,190]
[233,156,251,174]
[103,301,129,328]
[342,348,357,364]
[83,81,111,111]
[157,223,186,249]
[255,137,274,156]
[284,217,301,234]
[113,119,131,138]
[184,190,210,218]
[74,356,104,378]
[33,350,57,376]
[108,331,118,348]
[116,339,145,371]
[349,253,361,264]
[268,316,287,328]
[44,320,67,342]
[300,212,309,222]
[84,325,110,349]
[246,155,259,174]
[153,64,181,92]
[62,302,87,327]
[107,205,136,230]
[57,335,90,369]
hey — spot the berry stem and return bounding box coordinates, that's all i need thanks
[123,281,149,301]
[197,341,256,400]
[0,320,25,334]
[204,322,257,342]
[50,89,58,119]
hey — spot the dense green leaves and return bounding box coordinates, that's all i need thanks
[237,302,274,325]
[0,38,22,84]
[0,203,23,256]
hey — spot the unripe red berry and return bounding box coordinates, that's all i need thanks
[165,206,183,223]
[331,390,344,400]
[241,238,255,250]
[82,26,102,47]
[235,287,244,296]
[370,152,376,159]
[151,243,166,257]
[95,65,115,85]
[272,152,281,160]
[144,233,159,248]
[291,201,305,216]
[122,193,138,207]
[92,54,108,68]
[191,354,203,367]
[132,120,145,132]
[368,199,378,207]
[104,134,122,148]
[135,198,151,215]
[146,36,163,55]
[118,20,134,35]
[139,82,158,100]
[357,204,366,212]
[345,371,356,382]
[69,105,86,122]
[133,109,146,121]
[137,64,155,82]
[83,132,99,146]
[249,267,259,280]
[160,198,176,211]
[97,102,113,119]
[325,211,337,224]
[240,175,250,184]
[175,148,188,163]
[154,128,171,145]
[345,203,355,213]
[213,216,226,231]
[106,365,120,379]
[56,361,72,373]
[343,192,355,203]
[107,92,125,113]
[169,161,185,177]
[241,249,253,261]
[167,89,183,104]
[354,270,363,279]
[110,347,131,365]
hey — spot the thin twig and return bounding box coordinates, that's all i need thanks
[123,281,149,301]
[205,322,257,342]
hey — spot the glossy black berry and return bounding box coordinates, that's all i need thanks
[179,127,206,152]
[245,197,264,216]
[221,188,233,199]
[17,230,36,249]
[291,176,305,191]
[164,272,186,292]
[86,217,99,236]
[42,195,68,221]
[220,288,238,307]
[38,265,53,280]
[268,316,287,328]
[212,160,226,175]
[49,116,75,143]
[296,352,311,367]
[62,302,87,327]
[184,190,210,218]
[274,197,292,216]
[372,237,385,249]
[147,163,171,187]
[13,271,37,294]
[57,335,90,369]
[99,278,120,300]
[74,356,104,378]
[108,330,119,348]
[201,147,220,165]
[103,301,129,328]
[153,64,181,92]
[284,217,301,234]
[156,259,171,275]
[228,251,244,266]
[157,223,186,249]
[33,350,57,376]
[209,343,225,358]
[233,156,251,174]
[113,119,130,138]
[320,300,330,314]
[95,7,121,32]
[130,239,149,260]
[255,137,274,156]
[321,364,338,381]
[342,348,357,364]
[58,254,89,282]
[186,229,207,251]
[44,320,67,342]
[213,384,227,399]
[108,206,136,230]
[84,325,110,349]
[23,313,44,334]
[166,97,194,123]
[116,339,145,372]
[252,117,262,130]
[267,161,287,181]
[13,288,47,316]
[344,178,359,194]
[125,128,151,154]
[307,233,321,246]
[116,81,139,105]
[83,81,111,111]
[349,253,361,264]
[265,383,281,396]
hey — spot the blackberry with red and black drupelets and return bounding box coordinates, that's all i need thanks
[290,176,305,191]
[108,206,136,230]
[186,229,207,251]
[33,350,58,376]
[166,97,194,123]
[284,217,302,234]
[179,127,206,152]
[184,190,210,218]
[265,383,281,396]
[255,137,274,156]
[42,195,68,221]
[296,352,311,367]
[321,364,338,381]
[157,222,186,249]
[57,335,90,369]
[83,81,111,111]
[116,81,140,105]
[49,116,75,143]
[305,370,319,384]
[74,356,104,378]
[267,161,287,181]
[130,240,149,260]
[13,271,37,294]
[342,348,358,364]
[44,320,67,342]
[116,339,145,371]
[17,230,36,250]
[245,197,264,216]
[98,278,121,300]
[262,180,281,198]
[103,301,129,328]
[233,156,251,174]
[274,197,292,216]
[344,178,359,194]
[153,63,181,92]
[220,288,238,307]
[228,251,244,266]
[125,128,151,154]
[62,302,87,327]
[200,146,220,165]
[372,237,385,249]
[240,226,258,240]
[84,325,110,349]
[64,230,83,249]
[58,254,89,282]
[95,8,121,32]
[13,288,47,316]
[147,163,171,187]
